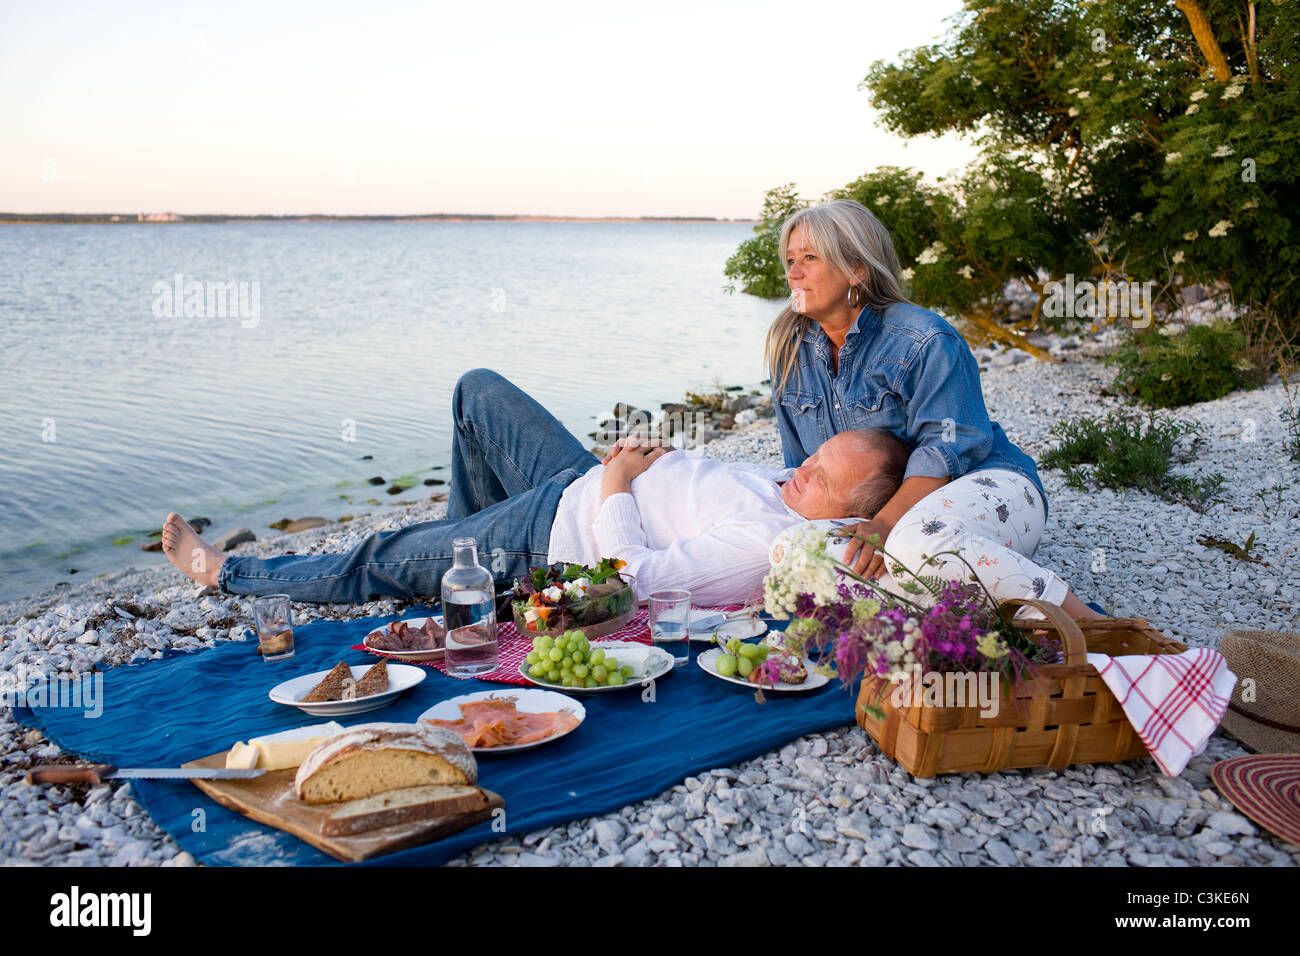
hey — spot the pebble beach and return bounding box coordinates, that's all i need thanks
[2,342,1298,868]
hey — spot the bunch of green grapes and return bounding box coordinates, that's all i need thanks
[714,636,769,678]
[525,630,635,688]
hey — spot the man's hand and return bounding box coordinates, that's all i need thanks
[836,517,892,580]
[601,444,671,500]
[601,434,668,465]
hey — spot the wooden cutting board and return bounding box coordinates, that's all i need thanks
[182,751,504,863]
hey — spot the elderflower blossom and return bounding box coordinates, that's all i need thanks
[1208,220,1233,237]
[1222,79,1245,100]
[1212,144,1234,158]
[1165,151,1182,164]
[1242,199,1258,210]
[763,525,840,618]
[1186,103,1200,115]
[916,240,946,266]
[1183,230,1199,242]
[1190,89,1209,102]
[958,264,974,279]
[899,267,915,281]
[1172,250,1185,264]
[1069,107,1080,117]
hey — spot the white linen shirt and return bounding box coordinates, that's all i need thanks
[546,451,806,607]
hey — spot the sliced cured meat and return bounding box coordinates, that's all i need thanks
[424,698,579,748]
[369,618,445,651]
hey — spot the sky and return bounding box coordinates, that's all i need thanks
[0,0,981,218]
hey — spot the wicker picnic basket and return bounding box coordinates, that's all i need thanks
[854,598,1187,777]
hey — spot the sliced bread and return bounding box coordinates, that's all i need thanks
[319,784,489,836]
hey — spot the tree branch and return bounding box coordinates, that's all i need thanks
[1175,0,1232,81]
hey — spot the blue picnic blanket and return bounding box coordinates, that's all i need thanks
[12,608,858,866]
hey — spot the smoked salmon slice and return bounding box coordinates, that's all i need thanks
[424,698,579,748]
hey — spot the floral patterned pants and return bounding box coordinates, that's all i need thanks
[875,469,1069,617]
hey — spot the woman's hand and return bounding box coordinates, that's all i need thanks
[601,444,671,500]
[837,518,892,579]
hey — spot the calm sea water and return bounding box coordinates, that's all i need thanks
[0,221,780,602]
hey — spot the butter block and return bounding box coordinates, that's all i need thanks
[225,741,259,770]
[227,721,345,771]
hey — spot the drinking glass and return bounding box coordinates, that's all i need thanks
[649,589,691,667]
[252,594,295,662]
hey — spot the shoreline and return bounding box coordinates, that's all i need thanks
[2,348,1298,867]
[0,215,760,226]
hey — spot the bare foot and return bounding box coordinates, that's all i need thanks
[161,512,224,588]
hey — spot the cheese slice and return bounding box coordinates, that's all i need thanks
[225,741,259,770]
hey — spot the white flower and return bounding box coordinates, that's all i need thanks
[875,195,892,204]
[900,267,915,281]
[1211,144,1233,158]
[1159,322,1182,335]
[1166,151,1182,164]
[885,642,904,662]
[1130,211,1144,222]
[1172,250,1185,264]
[1222,79,1245,100]
[1077,90,1090,99]
[916,240,947,266]
[1054,59,1064,69]
[958,264,974,279]
[1183,230,1199,242]
[763,525,842,618]
[1242,199,1258,210]
[1069,107,1080,117]
[972,77,983,87]
[1097,59,1111,67]
[1190,89,1209,102]
[1102,73,1114,82]
[1186,103,1200,115]
[1208,220,1233,237]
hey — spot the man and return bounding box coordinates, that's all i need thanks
[161,369,908,607]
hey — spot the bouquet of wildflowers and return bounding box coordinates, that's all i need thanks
[759,526,1057,714]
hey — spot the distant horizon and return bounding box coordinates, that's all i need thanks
[0,211,759,222]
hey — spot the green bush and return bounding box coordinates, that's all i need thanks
[1107,321,1256,408]
[1040,411,1225,512]
[723,184,805,299]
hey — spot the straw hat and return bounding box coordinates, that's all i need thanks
[1212,755,1300,846]
[1218,630,1300,754]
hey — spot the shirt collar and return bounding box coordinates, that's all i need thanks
[801,305,881,346]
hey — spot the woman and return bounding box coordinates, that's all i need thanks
[766,199,1103,620]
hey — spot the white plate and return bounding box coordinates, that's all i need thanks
[688,616,768,643]
[518,640,676,693]
[696,647,829,693]
[417,689,586,753]
[362,616,446,662]
[268,663,427,716]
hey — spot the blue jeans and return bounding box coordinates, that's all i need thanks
[217,369,600,603]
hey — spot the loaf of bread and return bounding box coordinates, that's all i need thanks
[294,722,477,805]
[319,784,489,836]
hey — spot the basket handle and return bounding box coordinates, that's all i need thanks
[997,598,1087,666]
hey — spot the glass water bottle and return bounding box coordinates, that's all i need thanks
[441,537,500,677]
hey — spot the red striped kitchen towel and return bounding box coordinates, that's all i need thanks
[1087,648,1237,776]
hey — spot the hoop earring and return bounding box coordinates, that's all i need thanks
[847,285,864,309]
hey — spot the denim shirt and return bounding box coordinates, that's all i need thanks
[771,301,1048,519]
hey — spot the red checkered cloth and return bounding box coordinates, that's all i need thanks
[352,607,741,686]
[1086,648,1237,777]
